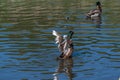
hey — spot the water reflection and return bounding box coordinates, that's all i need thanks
[53,58,74,80]
[92,16,102,28]
[86,16,102,28]
[1,0,120,80]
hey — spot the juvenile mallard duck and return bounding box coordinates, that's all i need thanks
[60,31,74,59]
[52,30,74,59]
[86,1,102,18]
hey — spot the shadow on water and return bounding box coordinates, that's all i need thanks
[53,58,75,80]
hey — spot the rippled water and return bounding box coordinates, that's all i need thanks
[0,0,120,80]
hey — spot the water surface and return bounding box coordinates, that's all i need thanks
[0,0,120,80]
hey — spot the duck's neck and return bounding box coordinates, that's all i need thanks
[68,32,74,39]
[69,33,72,39]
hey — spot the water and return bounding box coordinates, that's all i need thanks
[0,0,120,80]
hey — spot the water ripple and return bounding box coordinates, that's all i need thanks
[0,0,120,80]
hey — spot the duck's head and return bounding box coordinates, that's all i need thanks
[68,31,74,39]
[63,31,74,40]
[96,1,101,6]
[96,1,102,12]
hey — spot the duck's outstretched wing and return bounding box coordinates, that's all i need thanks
[52,30,60,37]
[52,30,63,44]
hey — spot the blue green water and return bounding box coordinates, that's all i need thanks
[0,0,120,80]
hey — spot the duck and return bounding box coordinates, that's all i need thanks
[86,1,102,18]
[52,30,74,59]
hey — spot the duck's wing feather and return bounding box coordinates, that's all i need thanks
[52,30,63,44]
[52,30,61,37]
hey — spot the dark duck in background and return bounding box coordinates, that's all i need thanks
[86,1,102,19]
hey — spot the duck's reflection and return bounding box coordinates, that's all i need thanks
[92,16,102,28]
[86,16,102,28]
[53,58,74,80]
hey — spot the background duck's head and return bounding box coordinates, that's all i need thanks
[96,1,101,6]
[96,1,102,12]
